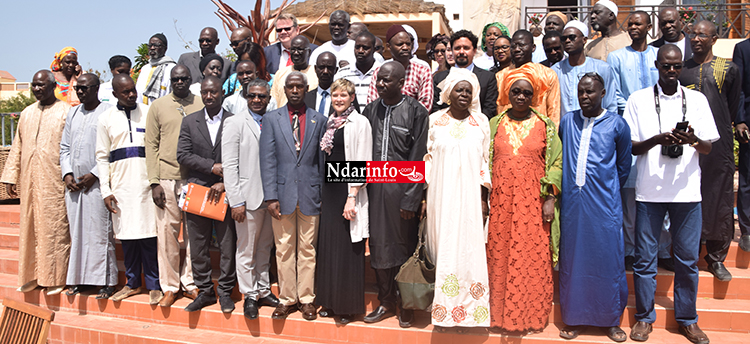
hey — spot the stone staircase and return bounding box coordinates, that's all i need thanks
[0,203,749,343]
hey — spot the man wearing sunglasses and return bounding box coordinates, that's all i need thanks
[136,33,176,105]
[178,27,232,83]
[551,20,618,119]
[223,60,278,116]
[144,65,204,307]
[264,13,319,75]
[679,20,741,284]
[625,44,718,344]
[222,78,279,319]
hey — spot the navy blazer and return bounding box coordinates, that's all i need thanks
[733,39,750,124]
[264,42,320,75]
[176,109,234,187]
[304,88,360,116]
[176,51,232,83]
[259,105,326,216]
[650,32,693,61]
[432,66,498,118]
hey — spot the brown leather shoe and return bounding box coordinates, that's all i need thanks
[183,289,199,300]
[679,323,710,344]
[159,291,177,307]
[271,303,297,319]
[630,321,653,342]
[299,303,317,321]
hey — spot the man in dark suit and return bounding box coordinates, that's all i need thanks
[177,27,232,83]
[304,52,338,116]
[650,7,693,61]
[176,76,236,313]
[259,71,326,321]
[733,38,750,252]
[264,13,319,75]
[433,30,498,118]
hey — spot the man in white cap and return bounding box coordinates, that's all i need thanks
[551,20,618,117]
[586,0,631,61]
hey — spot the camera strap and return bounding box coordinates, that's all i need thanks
[653,84,686,132]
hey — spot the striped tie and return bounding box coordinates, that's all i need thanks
[292,110,301,154]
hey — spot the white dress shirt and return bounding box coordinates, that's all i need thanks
[204,108,224,145]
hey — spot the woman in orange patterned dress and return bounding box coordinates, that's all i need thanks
[486,68,562,333]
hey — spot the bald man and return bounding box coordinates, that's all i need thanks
[178,27,232,83]
[650,7,693,61]
[98,74,161,304]
[1,70,71,295]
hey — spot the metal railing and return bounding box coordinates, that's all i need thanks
[524,4,750,39]
[0,114,18,146]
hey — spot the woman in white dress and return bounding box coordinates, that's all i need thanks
[423,68,492,332]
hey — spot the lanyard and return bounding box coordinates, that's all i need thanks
[653,84,686,132]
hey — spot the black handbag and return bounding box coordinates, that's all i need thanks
[395,219,435,311]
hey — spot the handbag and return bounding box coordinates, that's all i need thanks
[395,219,435,311]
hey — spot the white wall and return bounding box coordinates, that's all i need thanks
[431,0,465,30]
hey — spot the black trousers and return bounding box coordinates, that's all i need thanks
[705,239,731,264]
[121,237,159,290]
[186,212,236,297]
[738,140,750,237]
[374,266,400,310]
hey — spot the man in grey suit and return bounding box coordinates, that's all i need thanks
[259,71,326,321]
[177,27,232,83]
[222,78,279,320]
[176,76,236,313]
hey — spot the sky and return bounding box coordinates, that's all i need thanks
[0,0,286,82]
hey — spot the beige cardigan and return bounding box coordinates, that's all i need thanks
[340,111,373,242]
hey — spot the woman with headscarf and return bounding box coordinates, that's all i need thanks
[489,35,512,74]
[223,42,272,96]
[486,67,561,333]
[424,68,491,332]
[475,23,511,71]
[426,34,451,74]
[315,79,372,325]
[51,47,82,106]
[189,53,224,96]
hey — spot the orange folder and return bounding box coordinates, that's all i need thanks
[180,183,228,221]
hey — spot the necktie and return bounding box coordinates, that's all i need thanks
[285,49,293,67]
[318,91,328,114]
[292,110,301,154]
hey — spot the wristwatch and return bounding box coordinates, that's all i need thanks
[347,193,356,198]
[689,140,700,147]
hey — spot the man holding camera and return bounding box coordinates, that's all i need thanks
[624,44,718,344]
[679,20,741,282]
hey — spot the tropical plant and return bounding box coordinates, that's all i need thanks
[131,43,150,81]
[0,93,36,145]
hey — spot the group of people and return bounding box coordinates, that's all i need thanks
[5,2,750,344]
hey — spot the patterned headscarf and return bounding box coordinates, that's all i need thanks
[499,64,549,108]
[546,12,569,25]
[481,23,510,52]
[50,47,77,71]
[436,68,481,114]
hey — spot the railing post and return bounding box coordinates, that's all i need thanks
[1,116,5,146]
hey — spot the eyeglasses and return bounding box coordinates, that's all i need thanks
[563,34,580,41]
[74,84,98,92]
[171,76,191,82]
[496,45,511,50]
[289,47,308,53]
[658,63,683,70]
[688,33,713,40]
[229,39,248,47]
[433,49,446,55]
[148,43,164,48]
[276,26,295,33]
[198,38,213,44]
[510,88,534,97]
[246,93,269,100]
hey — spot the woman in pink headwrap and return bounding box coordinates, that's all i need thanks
[50,46,82,106]
[486,68,562,333]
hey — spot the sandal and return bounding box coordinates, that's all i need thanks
[435,326,448,333]
[559,325,585,340]
[606,326,627,343]
[66,285,82,296]
[96,286,115,299]
[455,327,469,334]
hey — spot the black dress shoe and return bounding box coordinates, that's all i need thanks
[318,308,335,318]
[740,234,750,252]
[244,297,259,319]
[258,293,280,308]
[658,257,675,272]
[624,256,635,272]
[398,309,413,328]
[184,292,217,312]
[363,305,394,323]
[337,314,354,324]
[220,295,235,313]
[707,262,732,281]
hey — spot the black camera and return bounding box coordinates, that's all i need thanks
[661,144,683,158]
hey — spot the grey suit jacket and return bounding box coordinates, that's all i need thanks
[222,110,265,210]
[176,108,234,187]
[259,106,326,216]
[177,51,232,84]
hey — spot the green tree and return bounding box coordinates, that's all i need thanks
[0,93,36,145]
[132,43,150,81]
